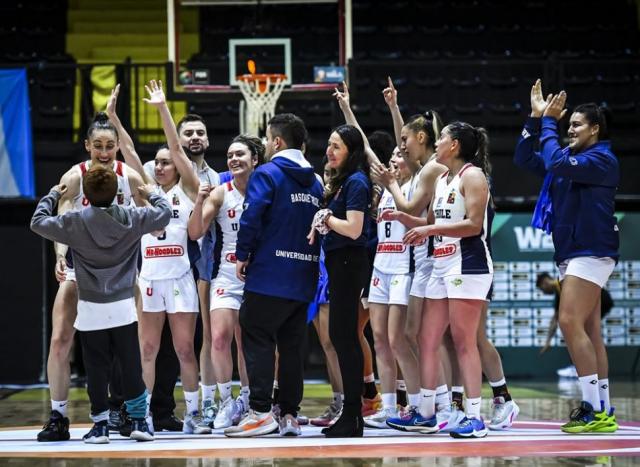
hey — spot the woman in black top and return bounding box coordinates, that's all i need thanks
[309,124,372,437]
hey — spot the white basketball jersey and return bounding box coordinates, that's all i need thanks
[374,183,413,275]
[72,160,133,211]
[431,163,492,277]
[139,184,194,280]
[408,171,430,268]
[212,181,244,293]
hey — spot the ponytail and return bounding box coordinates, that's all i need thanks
[404,110,443,150]
[445,121,492,176]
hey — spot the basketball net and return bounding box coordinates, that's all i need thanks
[237,74,286,136]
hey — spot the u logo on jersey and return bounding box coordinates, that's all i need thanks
[227,209,236,219]
[146,287,153,296]
[373,277,380,287]
[216,288,225,296]
[82,196,90,206]
[117,191,124,205]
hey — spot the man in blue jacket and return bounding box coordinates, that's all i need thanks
[224,113,323,438]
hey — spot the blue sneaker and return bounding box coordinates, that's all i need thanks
[386,407,440,433]
[449,417,488,439]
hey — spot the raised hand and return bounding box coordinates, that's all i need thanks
[106,83,120,119]
[382,76,398,108]
[370,162,396,188]
[143,79,166,107]
[543,91,568,121]
[333,81,350,113]
[196,182,211,204]
[403,225,432,246]
[530,79,551,118]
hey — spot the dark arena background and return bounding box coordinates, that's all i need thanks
[1,0,640,465]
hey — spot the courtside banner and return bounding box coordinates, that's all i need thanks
[0,69,35,198]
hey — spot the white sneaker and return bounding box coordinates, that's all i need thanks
[224,410,278,437]
[438,402,466,432]
[488,397,520,430]
[146,413,155,435]
[364,406,397,429]
[279,413,301,436]
[557,365,578,378]
[214,397,238,429]
[182,410,203,434]
[194,398,217,434]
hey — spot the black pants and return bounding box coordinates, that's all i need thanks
[108,320,179,418]
[325,246,369,412]
[240,291,308,416]
[80,322,146,417]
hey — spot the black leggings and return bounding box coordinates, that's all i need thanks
[325,246,369,412]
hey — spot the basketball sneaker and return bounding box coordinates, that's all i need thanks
[310,400,342,427]
[183,410,204,434]
[232,396,248,425]
[37,410,71,442]
[107,406,125,432]
[130,418,154,442]
[386,406,440,433]
[83,421,109,444]
[224,410,279,437]
[589,407,619,433]
[279,413,301,436]
[194,398,217,434]
[436,403,465,432]
[488,397,520,430]
[297,413,309,425]
[362,393,382,417]
[449,417,488,438]
[364,406,397,429]
[562,401,596,433]
[214,397,238,429]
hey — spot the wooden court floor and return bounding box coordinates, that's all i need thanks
[1,381,639,466]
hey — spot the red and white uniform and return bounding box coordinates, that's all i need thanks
[66,160,133,282]
[139,184,198,313]
[425,163,493,300]
[210,181,245,311]
[368,181,413,306]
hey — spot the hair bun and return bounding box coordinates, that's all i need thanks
[93,111,110,124]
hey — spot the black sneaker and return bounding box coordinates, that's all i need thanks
[153,413,183,432]
[108,407,125,432]
[37,410,70,442]
[130,418,154,442]
[83,422,109,444]
[119,415,133,437]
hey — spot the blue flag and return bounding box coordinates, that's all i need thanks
[0,69,35,197]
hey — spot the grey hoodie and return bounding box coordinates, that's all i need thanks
[31,190,171,303]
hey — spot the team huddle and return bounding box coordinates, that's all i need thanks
[30,77,620,443]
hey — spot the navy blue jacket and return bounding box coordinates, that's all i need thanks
[514,116,619,264]
[236,150,323,302]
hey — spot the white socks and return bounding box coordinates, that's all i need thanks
[51,400,68,417]
[201,383,216,403]
[408,392,421,408]
[435,384,450,408]
[466,397,481,419]
[218,381,233,402]
[381,392,397,410]
[579,374,601,411]
[419,388,436,418]
[599,378,611,412]
[184,390,200,415]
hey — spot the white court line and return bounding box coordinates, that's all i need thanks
[1,426,639,454]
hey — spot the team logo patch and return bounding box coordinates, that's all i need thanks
[216,288,225,296]
[225,252,237,263]
[433,244,457,258]
[521,128,530,139]
[82,196,90,207]
[391,278,399,286]
[447,190,456,204]
[117,191,124,205]
[376,242,406,253]
[174,289,180,296]
[451,278,463,287]
[146,287,153,296]
[227,209,236,219]
[372,277,380,287]
[172,193,180,205]
[569,157,578,166]
[144,245,184,258]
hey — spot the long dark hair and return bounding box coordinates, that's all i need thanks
[324,124,371,203]
[445,121,492,176]
[87,111,118,140]
[573,103,611,140]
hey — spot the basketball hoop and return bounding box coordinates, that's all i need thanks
[237,73,287,136]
